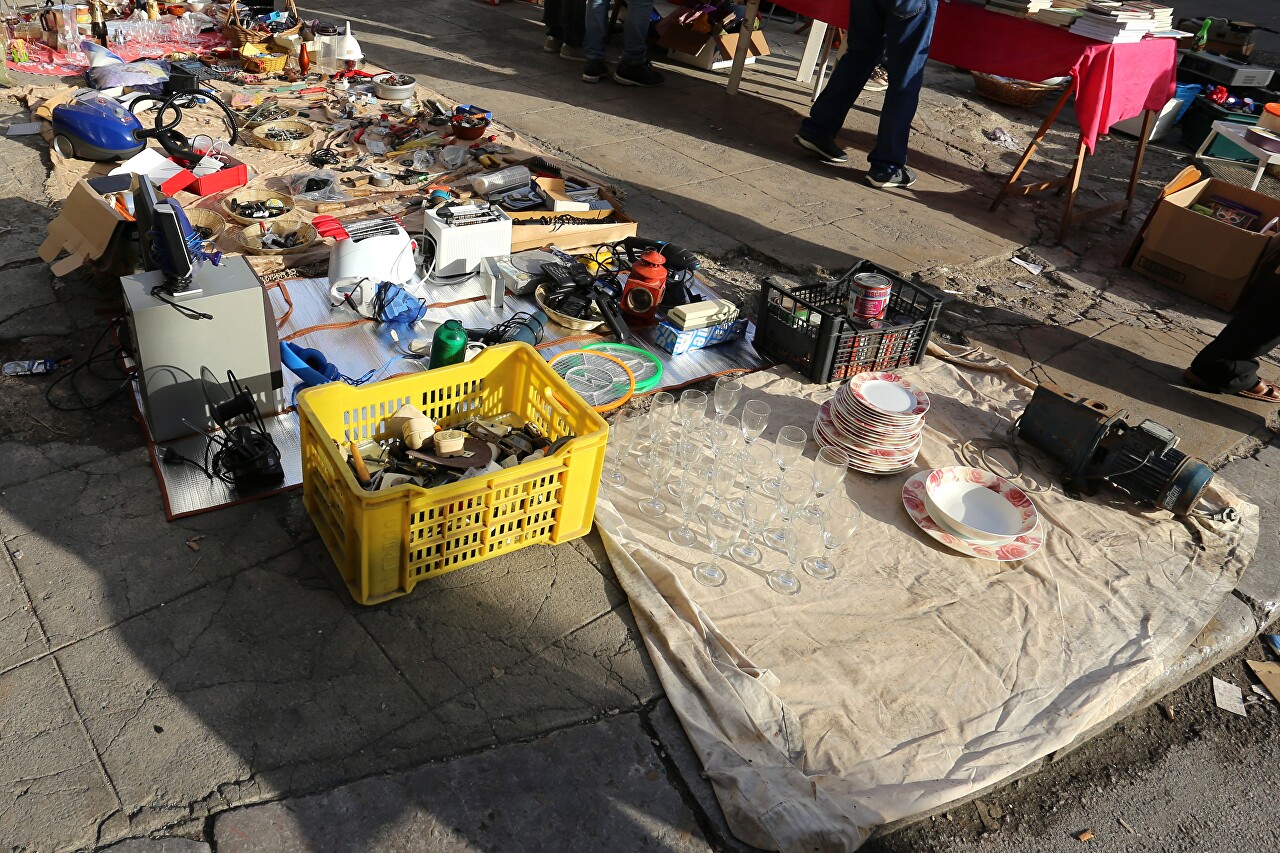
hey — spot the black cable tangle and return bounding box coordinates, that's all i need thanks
[44,318,136,412]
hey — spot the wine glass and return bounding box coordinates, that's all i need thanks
[808,505,857,580]
[795,511,837,580]
[670,467,710,548]
[737,442,775,500]
[766,469,813,547]
[601,412,640,487]
[677,389,707,430]
[710,414,742,456]
[740,400,770,447]
[733,494,776,564]
[669,435,704,495]
[769,528,804,596]
[636,445,674,517]
[709,460,740,504]
[649,391,676,432]
[693,504,740,588]
[812,446,848,500]
[765,424,807,493]
[713,375,743,417]
[827,495,863,531]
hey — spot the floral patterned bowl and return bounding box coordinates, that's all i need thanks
[923,466,1039,542]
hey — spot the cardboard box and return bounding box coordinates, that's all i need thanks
[665,28,771,72]
[651,317,748,355]
[1131,177,1280,311]
[38,175,134,277]
[508,189,637,253]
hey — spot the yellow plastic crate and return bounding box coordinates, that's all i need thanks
[298,343,609,605]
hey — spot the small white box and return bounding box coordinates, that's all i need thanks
[421,205,513,278]
[1112,97,1185,143]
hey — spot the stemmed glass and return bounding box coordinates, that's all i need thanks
[601,412,641,487]
[766,469,814,547]
[795,511,837,580]
[713,376,743,417]
[812,446,848,500]
[678,389,707,431]
[636,445,674,517]
[669,434,704,496]
[709,460,740,505]
[769,529,804,596]
[638,392,674,454]
[765,424,807,493]
[670,466,710,547]
[733,494,776,564]
[711,414,742,456]
[807,504,858,580]
[740,400,770,447]
[737,442,775,500]
[693,503,740,588]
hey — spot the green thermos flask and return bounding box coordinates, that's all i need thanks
[428,319,468,369]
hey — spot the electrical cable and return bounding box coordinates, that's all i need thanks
[44,318,136,412]
[150,286,213,320]
[416,228,481,287]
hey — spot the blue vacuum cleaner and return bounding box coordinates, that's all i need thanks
[50,91,146,161]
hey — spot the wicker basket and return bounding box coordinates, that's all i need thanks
[184,207,227,241]
[221,189,296,225]
[535,285,605,333]
[252,119,316,152]
[234,104,297,130]
[971,72,1065,108]
[223,0,300,48]
[240,46,289,75]
[237,218,319,256]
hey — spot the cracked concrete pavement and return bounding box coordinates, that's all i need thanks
[1,2,1279,851]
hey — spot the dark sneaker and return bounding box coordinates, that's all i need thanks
[793,130,848,164]
[582,60,609,83]
[867,165,917,188]
[864,65,889,93]
[559,44,586,61]
[544,35,563,53]
[614,61,664,87]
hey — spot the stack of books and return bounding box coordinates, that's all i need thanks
[1067,2,1174,43]
[1032,4,1086,28]
[985,0,1054,16]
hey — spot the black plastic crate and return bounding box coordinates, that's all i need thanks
[752,260,941,384]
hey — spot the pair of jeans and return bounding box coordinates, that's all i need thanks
[543,0,586,48]
[584,0,653,65]
[1189,271,1280,393]
[801,0,939,172]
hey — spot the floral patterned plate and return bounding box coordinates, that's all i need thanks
[844,372,931,418]
[901,471,1044,562]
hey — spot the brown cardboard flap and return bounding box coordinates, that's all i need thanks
[1143,178,1280,278]
[40,177,130,274]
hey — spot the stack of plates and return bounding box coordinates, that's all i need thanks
[813,372,930,474]
[901,466,1044,562]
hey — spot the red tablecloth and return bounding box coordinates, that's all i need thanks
[767,0,1177,152]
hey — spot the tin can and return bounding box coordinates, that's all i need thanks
[849,272,892,319]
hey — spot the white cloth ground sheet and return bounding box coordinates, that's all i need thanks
[594,346,1258,852]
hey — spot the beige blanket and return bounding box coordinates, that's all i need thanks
[595,346,1256,852]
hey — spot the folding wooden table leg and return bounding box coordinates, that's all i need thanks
[989,81,1077,213]
[1121,110,1157,224]
[1058,138,1089,240]
[727,0,763,95]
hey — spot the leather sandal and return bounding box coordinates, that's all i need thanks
[1184,370,1280,402]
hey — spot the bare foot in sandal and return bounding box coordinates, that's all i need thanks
[1239,379,1280,403]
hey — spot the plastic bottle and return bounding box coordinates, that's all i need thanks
[471,166,531,198]
[428,320,467,369]
[3,359,60,376]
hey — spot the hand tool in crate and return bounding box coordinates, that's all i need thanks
[752,260,942,384]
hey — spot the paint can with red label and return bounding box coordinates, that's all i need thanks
[848,272,892,319]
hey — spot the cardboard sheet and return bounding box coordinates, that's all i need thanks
[594,345,1257,851]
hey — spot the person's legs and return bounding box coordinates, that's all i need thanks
[1189,274,1280,394]
[544,0,565,50]
[800,0,888,143]
[618,0,654,66]
[562,0,586,49]
[583,0,610,61]
[868,0,937,173]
